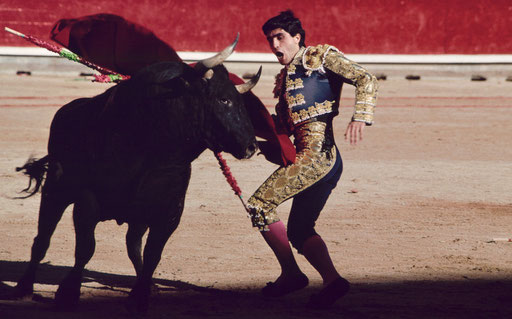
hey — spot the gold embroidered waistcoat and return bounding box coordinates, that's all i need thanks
[274,45,378,132]
[246,45,378,231]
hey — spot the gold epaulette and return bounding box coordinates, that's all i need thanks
[302,44,339,71]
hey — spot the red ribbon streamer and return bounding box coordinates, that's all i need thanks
[214,152,249,212]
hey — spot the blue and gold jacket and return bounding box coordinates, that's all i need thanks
[274,45,378,133]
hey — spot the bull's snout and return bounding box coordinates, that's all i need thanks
[244,141,258,159]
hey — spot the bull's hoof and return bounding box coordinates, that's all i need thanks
[0,282,33,301]
[125,285,150,314]
[54,278,81,311]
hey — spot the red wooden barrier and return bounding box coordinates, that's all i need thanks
[1,0,511,54]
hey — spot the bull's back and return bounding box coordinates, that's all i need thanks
[48,90,110,159]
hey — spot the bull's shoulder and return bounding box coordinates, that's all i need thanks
[53,88,111,121]
[49,86,117,147]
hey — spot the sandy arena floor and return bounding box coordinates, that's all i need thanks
[0,71,511,318]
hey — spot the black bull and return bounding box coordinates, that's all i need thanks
[8,57,260,312]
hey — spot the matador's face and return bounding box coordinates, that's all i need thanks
[266,28,301,65]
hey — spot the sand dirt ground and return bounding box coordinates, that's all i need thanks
[0,71,511,319]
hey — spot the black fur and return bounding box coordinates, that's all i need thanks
[9,61,257,313]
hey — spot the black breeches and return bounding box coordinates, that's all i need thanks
[287,148,343,253]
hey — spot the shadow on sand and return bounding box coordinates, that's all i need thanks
[1,260,511,319]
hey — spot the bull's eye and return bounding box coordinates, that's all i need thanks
[220,98,232,106]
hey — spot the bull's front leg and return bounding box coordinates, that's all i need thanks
[126,211,183,314]
[54,190,99,310]
[126,223,148,277]
[126,165,190,313]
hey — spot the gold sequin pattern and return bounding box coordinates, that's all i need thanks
[289,100,334,124]
[286,78,304,91]
[353,101,376,123]
[303,44,331,70]
[247,121,336,231]
[286,92,306,107]
[323,50,378,124]
[274,45,377,125]
[287,63,297,75]
[273,48,305,99]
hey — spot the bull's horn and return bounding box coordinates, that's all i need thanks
[196,33,239,69]
[203,69,214,80]
[235,66,262,94]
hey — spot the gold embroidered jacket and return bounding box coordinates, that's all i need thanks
[274,45,378,131]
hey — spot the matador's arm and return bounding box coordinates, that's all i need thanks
[305,45,378,125]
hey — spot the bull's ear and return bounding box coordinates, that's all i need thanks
[203,69,214,81]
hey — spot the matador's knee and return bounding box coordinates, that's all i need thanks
[287,224,318,254]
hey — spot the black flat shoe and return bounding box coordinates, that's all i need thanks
[307,277,350,309]
[261,273,309,297]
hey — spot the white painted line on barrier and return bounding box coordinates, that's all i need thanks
[0,46,59,56]
[1,46,512,64]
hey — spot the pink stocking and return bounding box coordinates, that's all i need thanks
[302,234,340,285]
[261,221,302,277]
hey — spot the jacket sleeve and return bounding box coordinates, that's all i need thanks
[318,46,378,125]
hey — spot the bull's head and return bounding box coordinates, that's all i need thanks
[113,35,259,162]
[193,34,259,160]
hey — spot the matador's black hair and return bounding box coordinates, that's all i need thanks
[262,10,306,47]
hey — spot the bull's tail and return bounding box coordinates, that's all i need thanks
[16,155,49,198]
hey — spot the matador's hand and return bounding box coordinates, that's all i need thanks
[344,121,366,145]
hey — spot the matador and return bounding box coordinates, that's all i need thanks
[246,10,378,309]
